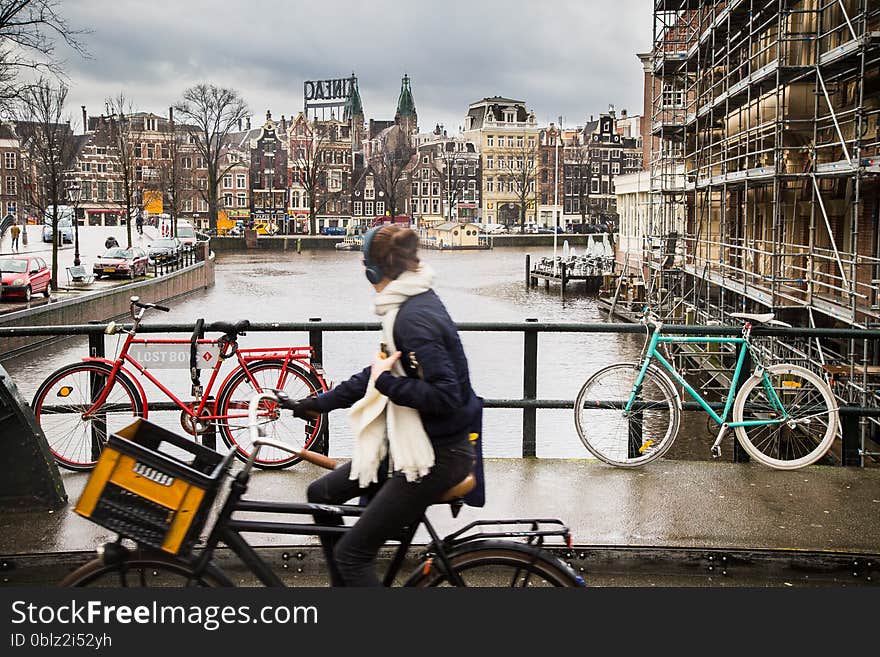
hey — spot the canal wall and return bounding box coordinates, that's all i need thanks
[0,254,215,357]
[210,233,610,252]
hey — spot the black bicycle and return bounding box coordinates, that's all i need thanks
[60,391,584,588]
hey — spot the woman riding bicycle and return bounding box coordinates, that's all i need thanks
[290,224,482,587]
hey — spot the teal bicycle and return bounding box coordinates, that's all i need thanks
[574,311,839,470]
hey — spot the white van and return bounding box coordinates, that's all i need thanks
[158,217,197,248]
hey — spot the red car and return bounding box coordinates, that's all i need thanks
[93,246,149,279]
[0,256,51,301]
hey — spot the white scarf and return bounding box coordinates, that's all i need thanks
[347,264,437,487]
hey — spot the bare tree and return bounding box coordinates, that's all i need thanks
[105,93,143,248]
[291,120,338,235]
[437,147,469,222]
[16,77,75,287]
[149,113,190,238]
[496,140,539,231]
[568,140,594,226]
[174,84,249,233]
[0,1,87,111]
[369,125,414,223]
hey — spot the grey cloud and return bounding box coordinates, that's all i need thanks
[56,0,651,133]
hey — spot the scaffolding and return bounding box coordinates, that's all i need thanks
[649,0,880,462]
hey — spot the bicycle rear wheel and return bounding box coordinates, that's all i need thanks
[732,363,838,470]
[216,360,326,469]
[574,362,680,467]
[59,553,225,588]
[32,362,144,471]
[405,541,584,587]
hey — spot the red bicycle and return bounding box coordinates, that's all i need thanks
[32,296,329,471]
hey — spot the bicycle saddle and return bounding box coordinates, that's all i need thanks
[213,319,251,337]
[438,473,476,503]
[729,312,791,327]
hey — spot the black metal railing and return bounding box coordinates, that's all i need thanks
[2,320,879,466]
[150,245,201,277]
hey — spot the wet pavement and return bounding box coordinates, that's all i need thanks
[1,456,878,586]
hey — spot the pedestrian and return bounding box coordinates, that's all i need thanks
[136,213,144,236]
[104,235,118,250]
[9,220,20,252]
[289,224,482,586]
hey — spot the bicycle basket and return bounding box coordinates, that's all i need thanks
[74,419,230,555]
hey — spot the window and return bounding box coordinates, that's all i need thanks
[592,162,600,173]
[97,181,107,201]
[182,156,192,169]
[507,136,514,147]
[365,201,374,215]
[4,176,14,195]
[196,157,205,168]
[662,84,684,108]
[612,162,620,175]
[96,147,107,156]
[184,199,192,212]
[517,136,523,148]
[486,178,493,192]
[528,137,535,149]
[80,181,91,200]
[517,156,523,170]
[224,193,233,207]
[96,163,108,174]
[146,143,154,159]
[113,182,123,200]
[223,175,233,188]
[4,152,15,169]
[81,162,91,172]
[329,171,342,192]
[421,169,429,181]
[161,144,169,159]
[432,199,439,214]
[197,178,207,189]
[237,174,246,188]
[411,182,419,196]
[376,201,384,216]
[365,186,375,200]
[432,182,439,196]
[422,182,429,196]
[591,179,599,193]
[422,155,429,164]
[198,199,208,212]
[487,136,494,147]
[237,193,247,207]
[486,156,493,169]
[421,199,428,213]
[354,201,362,215]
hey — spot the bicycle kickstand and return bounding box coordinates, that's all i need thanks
[710,424,729,458]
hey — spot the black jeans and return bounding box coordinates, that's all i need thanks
[306,435,475,587]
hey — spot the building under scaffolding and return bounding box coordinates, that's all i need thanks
[638,0,880,463]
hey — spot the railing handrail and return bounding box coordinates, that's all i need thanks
[2,321,880,340]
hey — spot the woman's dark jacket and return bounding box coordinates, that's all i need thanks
[311,289,481,445]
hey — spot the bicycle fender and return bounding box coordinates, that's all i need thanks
[79,358,149,416]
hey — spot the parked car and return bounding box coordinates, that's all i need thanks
[42,218,74,244]
[0,256,51,301]
[146,237,183,265]
[174,223,198,250]
[320,226,347,236]
[93,246,149,279]
[481,223,508,234]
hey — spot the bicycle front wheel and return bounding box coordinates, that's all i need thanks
[405,541,584,587]
[32,362,145,471]
[59,553,225,588]
[216,360,326,469]
[574,363,680,467]
[732,363,838,470]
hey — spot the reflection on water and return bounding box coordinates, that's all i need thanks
[3,245,714,461]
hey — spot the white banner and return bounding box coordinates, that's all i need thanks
[128,343,221,369]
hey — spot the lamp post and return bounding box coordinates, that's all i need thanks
[553,118,562,259]
[67,180,82,266]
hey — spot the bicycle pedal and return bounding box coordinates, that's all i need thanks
[711,446,722,458]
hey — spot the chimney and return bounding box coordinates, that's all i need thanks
[168,106,174,126]
[246,117,251,130]
[621,108,627,118]
[81,105,87,133]
[238,118,243,131]
[281,115,287,131]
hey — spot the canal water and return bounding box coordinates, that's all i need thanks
[3,244,714,461]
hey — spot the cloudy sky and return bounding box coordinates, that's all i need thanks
[54,0,652,133]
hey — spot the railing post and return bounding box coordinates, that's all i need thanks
[87,321,106,461]
[308,317,329,454]
[732,348,752,463]
[841,414,862,467]
[523,318,538,458]
[525,254,531,288]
